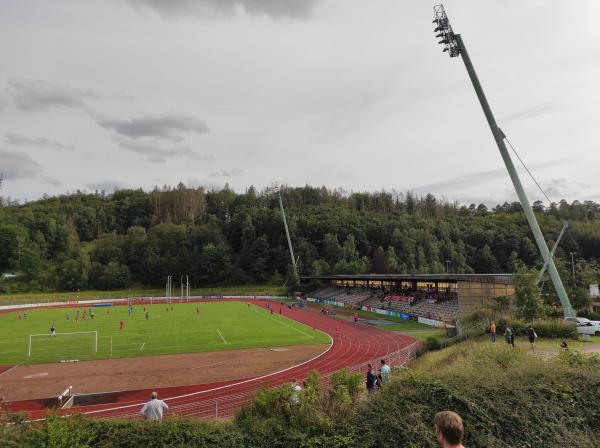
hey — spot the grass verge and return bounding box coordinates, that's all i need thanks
[0,285,288,306]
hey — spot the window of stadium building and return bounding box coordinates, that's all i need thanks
[437,282,457,292]
[338,280,352,287]
[417,282,435,291]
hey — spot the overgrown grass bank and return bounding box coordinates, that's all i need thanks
[2,340,599,447]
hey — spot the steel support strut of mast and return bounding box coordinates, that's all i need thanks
[536,220,569,285]
[432,5,575,317]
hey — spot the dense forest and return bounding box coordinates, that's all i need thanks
[0,184,599,307]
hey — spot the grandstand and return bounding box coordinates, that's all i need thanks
[307,274,514,322]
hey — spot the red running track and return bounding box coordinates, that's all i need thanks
[5,300,419,420]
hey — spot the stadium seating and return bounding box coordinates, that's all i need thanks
[311,285,459,322]
[311,287,374,306]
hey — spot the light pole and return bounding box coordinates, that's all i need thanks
[445,260,450,273]
[432,4,575,318]
[570,252,576,282]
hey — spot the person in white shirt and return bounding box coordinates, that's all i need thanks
[290,379,302,404]
[140,391,168,421]
[380,359,391,385]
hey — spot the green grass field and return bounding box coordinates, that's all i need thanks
[0,301,330,365]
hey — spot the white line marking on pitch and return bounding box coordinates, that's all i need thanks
[251,308,311,337]
[216,329,228,344]
[140,342,146,351]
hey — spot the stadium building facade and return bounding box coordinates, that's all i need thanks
[306,274,514,318]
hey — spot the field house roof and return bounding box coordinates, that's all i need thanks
[304,273,513,284]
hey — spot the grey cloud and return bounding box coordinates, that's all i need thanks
[127,0,319,19]
[413,167,509,193]
[499,105,554,124]
[541,178,591,202]
[43,176,63,187]
[5,132,75,151]
[99,113,209,141]
[86,181,130,192]
[113,135,214,162]
[414,159,568,194]
[0,150,42,179]
[6,78,98,111]
[210,168,242,178]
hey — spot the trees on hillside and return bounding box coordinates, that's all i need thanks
[0,186,598,298]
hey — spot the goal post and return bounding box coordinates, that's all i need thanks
[28,331,98,358]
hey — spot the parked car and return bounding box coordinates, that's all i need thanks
[565,317,592,325]
[565,316,600,327]
[565,318,600,336]
[577,322,600,336]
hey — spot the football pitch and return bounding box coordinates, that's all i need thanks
[0,301,331,365]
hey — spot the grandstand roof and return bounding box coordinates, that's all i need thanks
[305,273,513,284]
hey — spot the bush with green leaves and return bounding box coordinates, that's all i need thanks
[352,343,600,447]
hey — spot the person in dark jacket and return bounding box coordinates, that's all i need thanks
[527,325,537,350]
[366,363,376,394]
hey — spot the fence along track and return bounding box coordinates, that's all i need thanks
[97,341,420,420]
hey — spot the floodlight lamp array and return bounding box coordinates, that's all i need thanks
[433,4,459,57]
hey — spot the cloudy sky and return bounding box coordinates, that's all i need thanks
[1,0,598,205]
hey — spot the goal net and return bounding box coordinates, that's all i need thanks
[28,331,98,361]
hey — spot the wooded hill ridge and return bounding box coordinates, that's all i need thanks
[0,185,598,306]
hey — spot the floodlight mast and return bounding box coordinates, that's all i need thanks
[278,188,298,278]
[433,4,575,318]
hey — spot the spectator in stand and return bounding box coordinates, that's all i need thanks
[140,391,168,421]
[366,364,376,394]
[434,411,465,448]
[489,322,496,343]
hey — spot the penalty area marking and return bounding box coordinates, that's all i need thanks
[140,342,146,351]
[216,329,228,344]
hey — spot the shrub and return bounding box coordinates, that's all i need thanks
[559,349,600,367]
[329,369,363,399]
[424,335,442,351]
[353,343,600,447]
[495,319,577,339]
